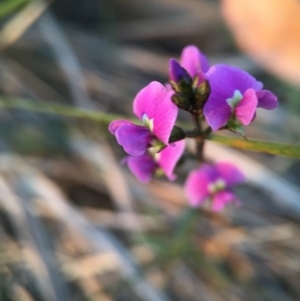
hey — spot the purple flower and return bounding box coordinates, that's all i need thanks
[169,45,209,85]
[124,140,185,183]
[184,162,245,211]
[109,82,177,156]
[203,64,278,131]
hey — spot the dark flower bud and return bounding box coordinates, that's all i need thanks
[169,59,193,94]
[169,59,191,83]
[192,80,210,115]
[171,92,191,111]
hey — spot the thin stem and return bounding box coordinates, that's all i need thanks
[0,97,130,124]
[185,126,211,139]
[191,114,202,133]
[184,130,199,138]
[191,114,205,162]
[173,207,199,243]
[157,207,199,262]
[0,97,298,158]
[203,126,212,138]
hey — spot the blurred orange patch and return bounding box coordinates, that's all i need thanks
[222,0,300,85]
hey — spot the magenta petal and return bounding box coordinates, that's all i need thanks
[158,140,185,181]
[109,120,133,135]
[203,101,231,131]
[184,167,211,207]
[165,83,172,91]
[125,155,157,183]
[180,45,210,76]
[115,124,151,156]
[235,88,258,125]
[216,162,245,187]
[212,191,236,212]
[133,81,177,144]
[256,90,278,110]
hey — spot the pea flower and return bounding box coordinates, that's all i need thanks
[184,162,245,211]
[109,81,177,156]
[203,64,278,131]
[124,140,185,183]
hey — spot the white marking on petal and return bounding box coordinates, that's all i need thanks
[208,178,226,194]
[153,152,161,162]
[142,113,154,132]
[226,90,243,109]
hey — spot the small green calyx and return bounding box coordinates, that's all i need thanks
[170,80,180,93]
[171,93,191,111]
[168,126,186,143]
[170,73,193,95]
[169,67,193,103]
[149,140,166,155]
[154,167,164,178]
[192,80,210,115]
[226,118,247,139]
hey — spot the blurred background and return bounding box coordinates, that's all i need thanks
[0,0,300,300]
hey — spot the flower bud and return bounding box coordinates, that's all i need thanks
[192,80,210,115]
[169,59,191,83]
[171,92,191,111]
[169,59,193,95]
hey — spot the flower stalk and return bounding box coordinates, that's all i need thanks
[191,113,205,163]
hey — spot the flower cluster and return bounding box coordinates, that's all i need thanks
[184,162,245,211]
[169,45,277,132]
[109,45,278,211]
[109,81,185,183]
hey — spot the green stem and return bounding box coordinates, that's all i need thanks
[173,207,199,242]
[0,97,299,158]
[184,130,199,138]
[0,97,131,124]
[203,126,212,138]
[159,207,199,261]
[191,114,205,162]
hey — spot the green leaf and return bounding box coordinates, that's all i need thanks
[0,97,299,159]
[0,0,33,18]
[209,135,300,159]
[0,97,127,124]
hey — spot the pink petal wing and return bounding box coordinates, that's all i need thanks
[158,140,185,181]
[133,81,178,144]
[184,167,211,207]
[212,191,237,212]
[235,88,258,125]
[216,162,245,187]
